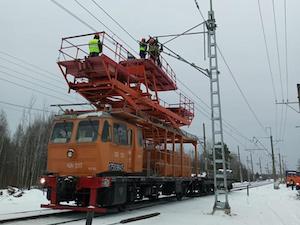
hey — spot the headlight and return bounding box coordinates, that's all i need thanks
[67,149,75,158]
[40,177,46,185]
[101,178,111,187]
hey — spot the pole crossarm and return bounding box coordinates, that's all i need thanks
[161,50,209,78]
[276,100,300,113]
[154,31,207,39]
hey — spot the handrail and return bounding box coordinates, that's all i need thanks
[158,92,194,121]
[58,32,177,87]
[58,32,134,63]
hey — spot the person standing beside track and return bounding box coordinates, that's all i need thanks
[88,34,103,57]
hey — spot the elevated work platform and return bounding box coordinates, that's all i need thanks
[57,32,194,128]
[120,58,176,91]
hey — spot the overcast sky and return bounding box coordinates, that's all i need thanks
[0,0,299,172]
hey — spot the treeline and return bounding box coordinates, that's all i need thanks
[0,108,262,189]
[195,143,253,182]
[0,110,53,189]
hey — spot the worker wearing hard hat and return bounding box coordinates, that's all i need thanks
[147,37,156,62]
[139,38,147,59]
[147,37,163,67]
[88,34,103,57]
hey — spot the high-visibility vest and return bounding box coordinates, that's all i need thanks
[148,44,156,53]
[89,39,100,54]
[139,42,147,52]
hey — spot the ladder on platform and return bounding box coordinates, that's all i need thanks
[207,9,231,214]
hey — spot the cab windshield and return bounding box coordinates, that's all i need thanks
[76,120,99,142]
[50,122,73,143]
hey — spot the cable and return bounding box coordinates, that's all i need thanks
[0,66,68,96]
[284,0,289,101]
[0,70,71,101]
[162,22,206,45]
[58,0,261,150]
[0,76,75,104]
[271,0,285,140]
[52,0,97,31]
[194,0,207,23]
[217,45,267,135]
[281,0,289,141]
[0,55,63,86]
[257,0,280,142]
[73,0,138,55]
[194,0,270,138]
[0,53,91,106]
[0,100,53,113]
[161,45,208,77]
[257,0,278,102]
[91,0,137,44]
[176,77,252,142]
[271,0,284,101]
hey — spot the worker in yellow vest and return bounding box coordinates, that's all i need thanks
[147,37,156,62]
[88,34,102,57]
[139,38,147,59]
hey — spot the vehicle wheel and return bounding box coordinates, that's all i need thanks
[176,193,183,201]
[117,204,127,212]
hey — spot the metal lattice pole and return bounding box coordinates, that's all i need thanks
[207,4,230,214]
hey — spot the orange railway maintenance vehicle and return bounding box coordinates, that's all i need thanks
[40,32,231,213]
[286,170,300,189]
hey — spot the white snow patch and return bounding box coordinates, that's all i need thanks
[0,184,300,225]
[0,188,48,215]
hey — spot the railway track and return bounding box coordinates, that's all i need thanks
[0,181,273,224]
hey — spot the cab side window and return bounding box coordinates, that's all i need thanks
[113,123,128,145]
[50,122,73,143]
[102,120,111,142]
[128,129,133,146]
[76,120,99,142]
[137,128,143,147]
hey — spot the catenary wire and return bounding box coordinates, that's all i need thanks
[88,0,264,147]
[257,0,278,102]
[0,62,86,103]
[57,0,264,151]
[52,0,97,31]
[193,0,268,137]
[271,0,284,101]
[281,0,289,142]
[91,0,138,44]
[0,69,70,99]
[0,100,53,113]
[0,76,76,104]
[271,0,285,140]
[217,45,268,135]
[0,55,63,86]
[0,51,63,84]
[0,65,62,92]
[162,22,206,45]
[257,0,279,143]
[73,0,138,55]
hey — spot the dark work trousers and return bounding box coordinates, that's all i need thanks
[140,51,146,59]
[89,52,99,57]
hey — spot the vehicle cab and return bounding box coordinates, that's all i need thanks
[47,111,144,177]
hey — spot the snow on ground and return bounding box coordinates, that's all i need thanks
[84,183,300,225]
[1,183,300,225]
[0,188,48,215]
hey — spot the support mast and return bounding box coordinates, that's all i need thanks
[207,0,230,214]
